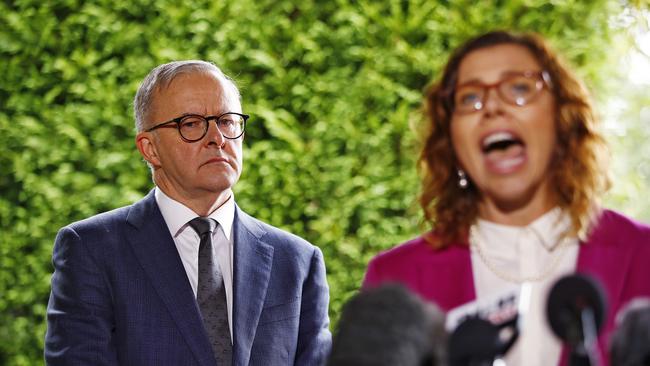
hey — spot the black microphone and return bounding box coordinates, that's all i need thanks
[447,314,519,366]
[546,274,608,366]
[446,285,526,366]
[328,283,447,366]
[609,297,650,366]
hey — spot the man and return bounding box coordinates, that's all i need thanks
[45,60,331,366]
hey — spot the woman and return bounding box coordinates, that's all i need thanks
[363,31,650,366]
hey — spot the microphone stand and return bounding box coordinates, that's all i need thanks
[568,308,601,366]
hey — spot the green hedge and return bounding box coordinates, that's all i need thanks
[1,0,644,364]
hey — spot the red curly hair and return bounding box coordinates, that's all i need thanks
[418,30,610,247]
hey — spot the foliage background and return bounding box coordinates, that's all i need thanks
[1,0,648,364]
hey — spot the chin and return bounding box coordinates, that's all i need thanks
[487,182,549,212]
[206,177,239,193]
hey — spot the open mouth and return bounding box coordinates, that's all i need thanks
[480,131,526,172]
[481,131,524,154]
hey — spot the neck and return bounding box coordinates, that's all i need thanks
[478,188,557,226]
[155,184,232,217]
[185,191,232,217]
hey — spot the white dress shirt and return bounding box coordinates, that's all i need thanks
[155,187,235,341]
[470,208,580,366]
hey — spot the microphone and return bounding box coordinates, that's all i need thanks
[446,284,529,366]
[609,297,650,366]
[546,274,607,366]
[328,283,447,366]
[448,316,518,366]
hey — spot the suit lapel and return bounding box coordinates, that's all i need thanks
[125,191,216,366]
[231,206,274,366]
[570,212,637,366]
[576,215,636,322]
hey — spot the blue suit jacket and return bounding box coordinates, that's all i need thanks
[45,190,331,366]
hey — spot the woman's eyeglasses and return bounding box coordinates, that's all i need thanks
[452,70,552,114]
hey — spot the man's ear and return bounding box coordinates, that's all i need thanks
[135,132,161,168]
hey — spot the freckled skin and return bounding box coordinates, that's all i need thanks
[451,44,558,225]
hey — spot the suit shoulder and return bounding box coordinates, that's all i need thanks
[53,204,137,264]
[64,205,132,235]
[370,236,434,265]
[364,235,470,286]
[238,210,317,255]
[370,235,467,266]
[590,209,650,247]
[367,236,433,279]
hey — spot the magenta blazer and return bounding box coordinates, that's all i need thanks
[363,209,650,366]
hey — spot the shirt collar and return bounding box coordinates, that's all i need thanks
[154,187,236,240]
[476,207,573,252]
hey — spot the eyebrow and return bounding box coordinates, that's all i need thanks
[456,70,541,87]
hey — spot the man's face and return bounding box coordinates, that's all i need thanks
[137,71,243,203]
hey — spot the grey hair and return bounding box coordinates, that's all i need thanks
[133,60,241,132]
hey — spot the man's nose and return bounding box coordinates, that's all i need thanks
[205,121,226,146]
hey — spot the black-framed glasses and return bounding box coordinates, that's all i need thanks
[452,70,552,114]
[145,112,249,141]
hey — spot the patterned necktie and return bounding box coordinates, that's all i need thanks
[188,217,232,365]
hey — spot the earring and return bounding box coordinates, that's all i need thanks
[457,169,469,189]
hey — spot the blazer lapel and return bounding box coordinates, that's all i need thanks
[231,206,274,366]
[125,190,216,366]
[567,212,637,366]
[576,215,636,322]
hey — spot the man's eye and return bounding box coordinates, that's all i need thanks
[219,119,235,127]
[181,117,204,129]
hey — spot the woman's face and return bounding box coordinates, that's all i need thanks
[450,43,557,223]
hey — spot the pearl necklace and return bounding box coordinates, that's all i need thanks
[469,225,575,284]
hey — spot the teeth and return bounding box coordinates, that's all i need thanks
[482,132,516,149]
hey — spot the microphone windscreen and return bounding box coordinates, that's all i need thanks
[609,297,650,366]
[328,283,446,366]
[448,317,500,366]
[546,274,607,346]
